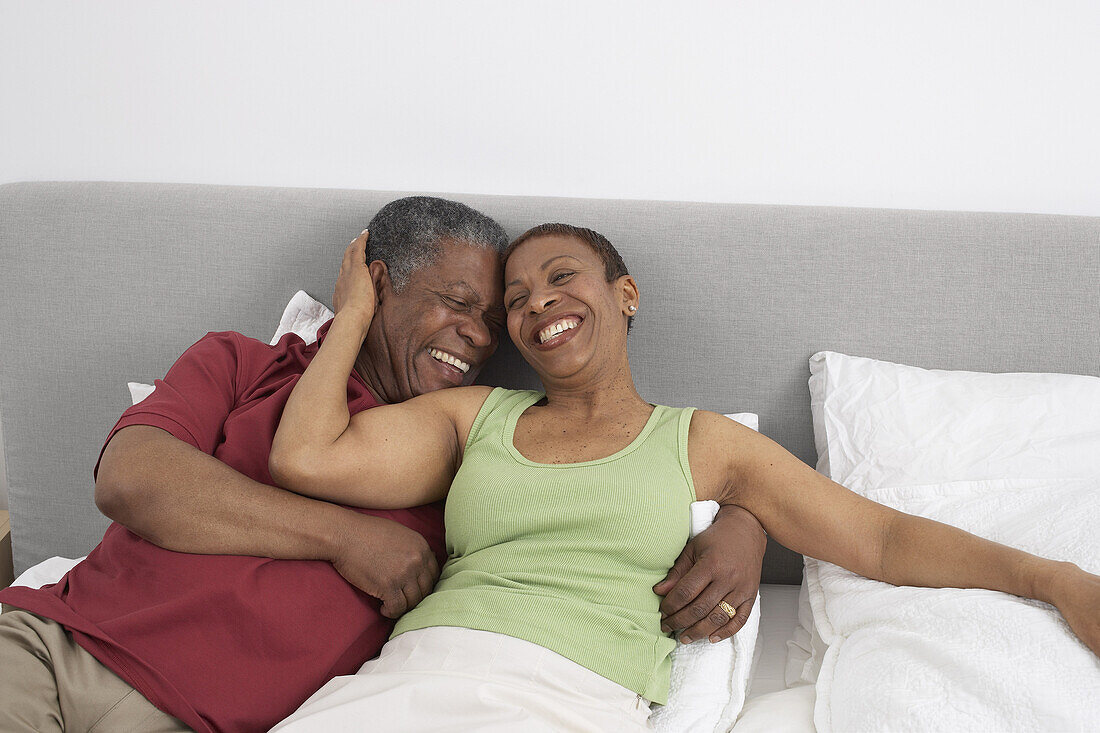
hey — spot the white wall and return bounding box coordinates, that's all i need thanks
[2,0,1098,215]
[0,2,1096,512]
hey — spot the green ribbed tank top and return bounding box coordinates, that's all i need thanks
[392,388,697,703]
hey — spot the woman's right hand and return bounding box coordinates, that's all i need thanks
[332,229,378,326]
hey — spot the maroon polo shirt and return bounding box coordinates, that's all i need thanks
[0,322,446,733]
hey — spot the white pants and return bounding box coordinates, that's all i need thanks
[271,627,654,732]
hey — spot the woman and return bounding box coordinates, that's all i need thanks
[269,224,1099,731]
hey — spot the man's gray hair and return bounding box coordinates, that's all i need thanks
[366,196,509,290]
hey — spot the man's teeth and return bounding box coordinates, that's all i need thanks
[538,319,580,344]
[428,348,470,374]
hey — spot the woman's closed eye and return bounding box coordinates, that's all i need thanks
[551,271,574,284]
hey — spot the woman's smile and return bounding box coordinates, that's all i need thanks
[530,314,585,349]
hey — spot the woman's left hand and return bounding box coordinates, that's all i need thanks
[654,504,766,643]
[332,229,378,325]
[1050,563,1100,658]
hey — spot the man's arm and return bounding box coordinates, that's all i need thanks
[654,504,766,643]
[95,425,439,618]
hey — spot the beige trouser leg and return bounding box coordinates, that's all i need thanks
[0,608,192,732]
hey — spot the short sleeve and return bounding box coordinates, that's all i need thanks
[94,331,247,478]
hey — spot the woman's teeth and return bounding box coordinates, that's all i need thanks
[428,348,470,374]
[538,319,580,344]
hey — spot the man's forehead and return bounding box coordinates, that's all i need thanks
[414,243,503,302]
[439,278,486,297]
[432,239,502,267]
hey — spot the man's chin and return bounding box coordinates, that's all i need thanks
[415,366,467,395]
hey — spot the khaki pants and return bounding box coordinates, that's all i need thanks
[0,608,191,732]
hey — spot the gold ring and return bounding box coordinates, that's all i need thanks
[718,601,738,619]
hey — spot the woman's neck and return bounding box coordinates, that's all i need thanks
[539,360,649,421]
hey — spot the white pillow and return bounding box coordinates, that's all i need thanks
[10,555,84,590]
[803,351,1100,732]
[269,289,334,346]
[789,351,1100,689]
[808,350,1100,493]
[731,684,816,733]
[782,577,826,687]
[650,412,762,733]
[808,477,1100,732]
[126,381,156,404]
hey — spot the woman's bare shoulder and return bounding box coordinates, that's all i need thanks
[445,384,496,413]
[403,385,495,417]
[687,409,773,502]
[688,409,760,442]
[397,385,494,438]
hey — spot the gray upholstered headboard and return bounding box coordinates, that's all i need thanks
[1,181,1097,583]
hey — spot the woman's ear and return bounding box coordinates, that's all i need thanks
[618,275,639,314]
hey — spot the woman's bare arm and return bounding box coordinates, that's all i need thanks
[268,233,487,509]
[269,368,483,508]
[689,410,1100,656]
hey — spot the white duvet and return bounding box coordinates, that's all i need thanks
[806,477,1100,733]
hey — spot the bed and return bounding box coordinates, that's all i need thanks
[1,181,1097,731]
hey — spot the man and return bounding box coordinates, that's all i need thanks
[0,197,766,732]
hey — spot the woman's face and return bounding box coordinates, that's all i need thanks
[503,234,636,383]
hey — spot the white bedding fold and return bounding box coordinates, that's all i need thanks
[807,477,1100,732]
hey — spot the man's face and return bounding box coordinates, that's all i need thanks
[369,240,505,401]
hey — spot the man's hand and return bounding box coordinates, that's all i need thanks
[654,504,766,644]
[329,513,441,619]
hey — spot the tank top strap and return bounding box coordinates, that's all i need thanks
[464,388,540,451]
[675,406,698,502]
